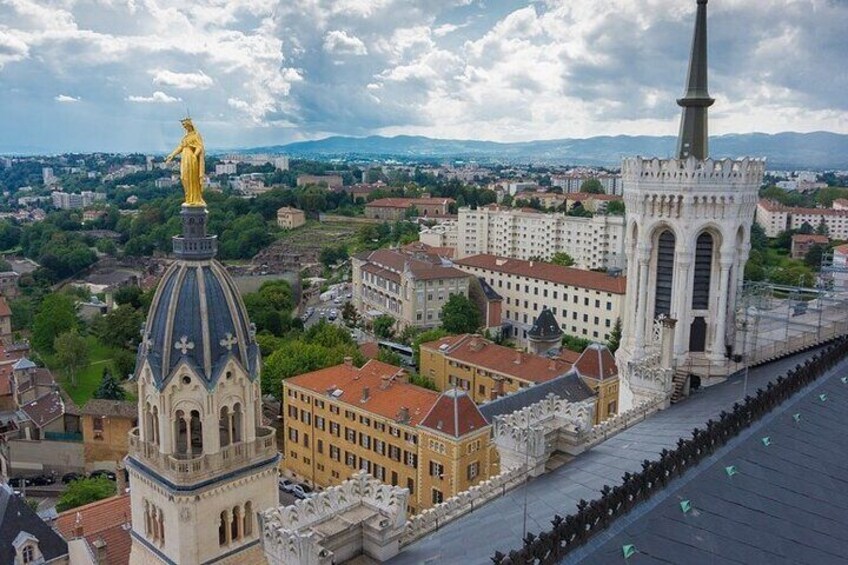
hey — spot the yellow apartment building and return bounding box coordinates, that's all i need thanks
[281,359,497,513]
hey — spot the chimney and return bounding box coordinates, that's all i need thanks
[92,538,108,565]
[514,352,522,365]
[548,360,557,371]
[344,356,353,367]
[73,512,84,538]
[380,375,391,390]
[397,406,410,424]
[116,461,127,494]
[361,387,370,403]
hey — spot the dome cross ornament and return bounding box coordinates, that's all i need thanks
[174,335,195,355]
[219,333,238,351]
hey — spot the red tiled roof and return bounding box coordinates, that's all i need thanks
[0,296,10,317]
[573,344,618,381]
[565,192,622,202]
[455,254,627,294]
[419,389,488,438]
[0,365,11,396]
[366,197,455,209]
[557,349,582,365]
[20,390,64,428]
[422,334,573,385]
[834,243,848,256]
[55,494,132,565]
[359,248,468,282]
[287,359,440,426]
[791,234,828,244]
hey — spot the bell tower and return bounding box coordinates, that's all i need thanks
[615,0,765,410]
[127,205,278,564]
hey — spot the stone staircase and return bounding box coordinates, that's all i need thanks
[670,371,689,403]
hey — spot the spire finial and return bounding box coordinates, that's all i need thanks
[676,0,714,161]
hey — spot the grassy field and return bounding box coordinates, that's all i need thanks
[47,335,134,407]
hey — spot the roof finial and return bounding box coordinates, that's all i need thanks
[676,0,714,161]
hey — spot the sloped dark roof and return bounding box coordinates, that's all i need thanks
[0,484,68,563]
[528,308,563,341]
[80,399,137,419]
[419,389,489,438]
[479,370,595,423]
[477,277,502,301]
[20,391,64,428]
[571,363,848,564]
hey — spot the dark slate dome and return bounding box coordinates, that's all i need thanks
[136,206,259,390]
[528,307,563,341]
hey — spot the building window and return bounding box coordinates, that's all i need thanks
[692,232,714,310]
[22,545,35,564]
[654,230,675,317]
[467,461,479,481]
[407,477,415,494]
[429,461,444,478]
[432,489,444,505]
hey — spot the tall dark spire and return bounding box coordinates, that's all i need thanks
[676,0,714,160]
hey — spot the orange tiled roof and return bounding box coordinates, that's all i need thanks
[54,494,132,565]
[287,359,440,426]
[366,197,455,209]
[357,248,468,282]
[791,234,828,244]
[422,334,573,384]
[419,389,488,438]
[455,254,627,294]
[0,296,9,317]
[573,343,618,381]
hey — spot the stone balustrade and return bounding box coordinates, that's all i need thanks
[127,425,277,484]
[400,465,528,547]
[584,395,667,449]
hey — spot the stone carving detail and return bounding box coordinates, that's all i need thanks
[261,471,409,565]
[174,335,195,355]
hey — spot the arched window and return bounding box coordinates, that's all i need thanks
[175,410,187,454]
[692,232,714,310]
[654,230,675,317]
[189,410,203,454]
[218,511,227,546]
[243,501,253,537]
[152,406,159,445]
[231,505,240,541]
[219,407,230,447]
[232,403,243,444]
[145,402,154,442]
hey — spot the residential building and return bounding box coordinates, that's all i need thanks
[215,162,237,175]
[833,198,848,210]
[0,270,19,298]
[418,220,458,250]
[42,166,56,185]
[0,483,69,564]
[82,209,106,223]
[0,296,10,337]
[831,243,848,291]
[296,174,343,188]
[365,197,454,221]
[551,172,622,195]
[54,493,132,565]
[51,191,104,210]
[276,206,306,229]
[454,254,626,346]
[457,205,626,270]
[81,399,137,472]
[352,248,471,330]
[571,343,620,423]
[756,199,848,239]
[419,334,575,403]
[790,234,828,259]
[154,177,178,189]
[281,359,496,513]
[274,156,290,171]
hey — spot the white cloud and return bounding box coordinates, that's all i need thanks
[54,94,80,102]
[126,91,182,104]
[323,30,368,56]
[151,69,213,90]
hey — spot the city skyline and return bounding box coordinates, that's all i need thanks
[1,0,847,153]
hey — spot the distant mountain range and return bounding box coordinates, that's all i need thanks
[245,132,848,169]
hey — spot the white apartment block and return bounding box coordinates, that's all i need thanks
[454,254,626,346]
[51,191,104,210]
[418,220,458,250]
[352,249,471,330]
[551,174,622,195]
[457,205,625,270]
[215,163,237,175]
[756,199,848,239]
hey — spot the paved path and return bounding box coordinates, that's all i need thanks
[391,347,826,565]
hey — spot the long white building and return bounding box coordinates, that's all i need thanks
[457,205,625,270]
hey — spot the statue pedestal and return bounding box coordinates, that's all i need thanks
[172,205,217,260]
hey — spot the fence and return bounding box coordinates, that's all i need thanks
[492,337,848,564]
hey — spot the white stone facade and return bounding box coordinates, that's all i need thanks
[418,220,458,250]
[616,156,764,410]
[456,206,625,270]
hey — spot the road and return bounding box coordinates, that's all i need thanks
[302,283,353,329]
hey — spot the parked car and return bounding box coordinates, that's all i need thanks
[89,470,116,481]
[328,310,338,321]
[62,472,82,484]
[30,474,55,486]
[278,478,295,492]
[8,477,30,488]
[291,484,314,499]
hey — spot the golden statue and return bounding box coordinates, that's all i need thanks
[165,118,206,206]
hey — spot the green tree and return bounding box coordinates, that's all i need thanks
[54,330,90,387]
[94,367,126,400]
[605,200,625,215]
[341,302,359,327]
[9,298,34,332]
[408,373,438,391]
[95,238,117,256]
[607,318,622,353]
[377,347,403,366]
[372,315,396,339]
[32,293,78,353]
[798,222,814,235]
[113,285,143,308]
[815,219,829,236]
[750,222,769,252]
[549,252,575,267]
[96,306,144,350]
[580,179,605,194]
[262,340,362,398]
[440,294,481,334]
[562,334,592,353]
[56,477,116,512]
[804,244,827,269]
[112,349,136,380]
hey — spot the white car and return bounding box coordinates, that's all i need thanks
[291,484,314,499]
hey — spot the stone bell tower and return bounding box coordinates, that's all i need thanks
[616,0,765,410]
[127,205,279,564]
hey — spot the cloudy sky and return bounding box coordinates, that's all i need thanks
[1,0,847,153]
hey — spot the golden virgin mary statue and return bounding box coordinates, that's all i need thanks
[165,117,206,206]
